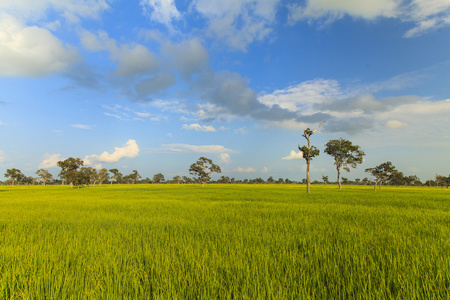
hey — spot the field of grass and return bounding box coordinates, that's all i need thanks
[0,184,449,299]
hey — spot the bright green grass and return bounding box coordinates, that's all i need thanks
[0,184,449,299]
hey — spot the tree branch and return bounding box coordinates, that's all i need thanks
[312,120,325,134]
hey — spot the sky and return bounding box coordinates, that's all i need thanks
[0,0,449,183]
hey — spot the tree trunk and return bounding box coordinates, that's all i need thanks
[306,158,311,194]
[70,182,73,188]
[337,168,342,190]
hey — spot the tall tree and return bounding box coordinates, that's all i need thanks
[109,168,123,186]
[57,158,84,188]
[36,169,53,186]
[4,168,24,186]
[299,121,324,193]
[189,157,221,187]
[324,138,365,189]
[322,175,329,186]
[365,161,396,191]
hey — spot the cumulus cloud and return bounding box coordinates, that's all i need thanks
[83,139,140,165]
[261,166,269,173]
[39,153,63,168]
[182,123,216,132]
[80,30,159,77]
[282,150,303,160]
[235,167,256,173]
[163,38,209,79]
[0,14,80,77]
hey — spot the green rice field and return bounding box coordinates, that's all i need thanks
[0,184,449,299]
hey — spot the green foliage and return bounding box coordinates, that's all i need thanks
[189,157,221,186]
[0,185,448,299]
[152,173,165,184]
[57,157,84,188]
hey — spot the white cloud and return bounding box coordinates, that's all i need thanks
[261,166,269,173]
[235,167,256,173]
[385,120,407,128]
[282,150,303,160]
[135,112,151,118]
[39,153,63,168]
[182,123,216,132]
[288,0,398,24]
[288,0,450,38]
[71,124,91,130]
[258,78,342,113]
[164,144,235,154]
[0,14,80,77]
[83,139,140,165]
[140,0,180,27]
[219,153,231,164]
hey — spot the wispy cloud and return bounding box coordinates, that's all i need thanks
[71,124,91,130]
[0,150,5,163]
[182,123,216,132]
[234,167,256,173]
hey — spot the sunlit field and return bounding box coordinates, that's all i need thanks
[0,184,448,299]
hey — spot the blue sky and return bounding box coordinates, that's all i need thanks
[1,0,449,182]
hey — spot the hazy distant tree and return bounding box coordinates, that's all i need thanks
[96,168,110,186]
[404,175,420,186]
[354,178,361,185]
[243,179,249,184]
[57,158,84,188]
[389,170,405,186]
[4,168,24,187]
[342,177,349,186]
[324,138,365,190]
[153,173,165,184]
[35,169,53,186]
[127,170,141,184]
[322,175,329,186]
[189,157,221,187]
[109,168,123,186]
[218,176,230,184]
[182,176,191,184]
[173,175,181,184]
[23,176,35,186]
[230,178,236,184]
[435,174,449,188]
[361,177,370,185]
[267,176,274,184]
[299,121,324,193]
[365,161,396,191]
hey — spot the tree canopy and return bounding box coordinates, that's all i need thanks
[324,138,365,189]
[189,157,221,187]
